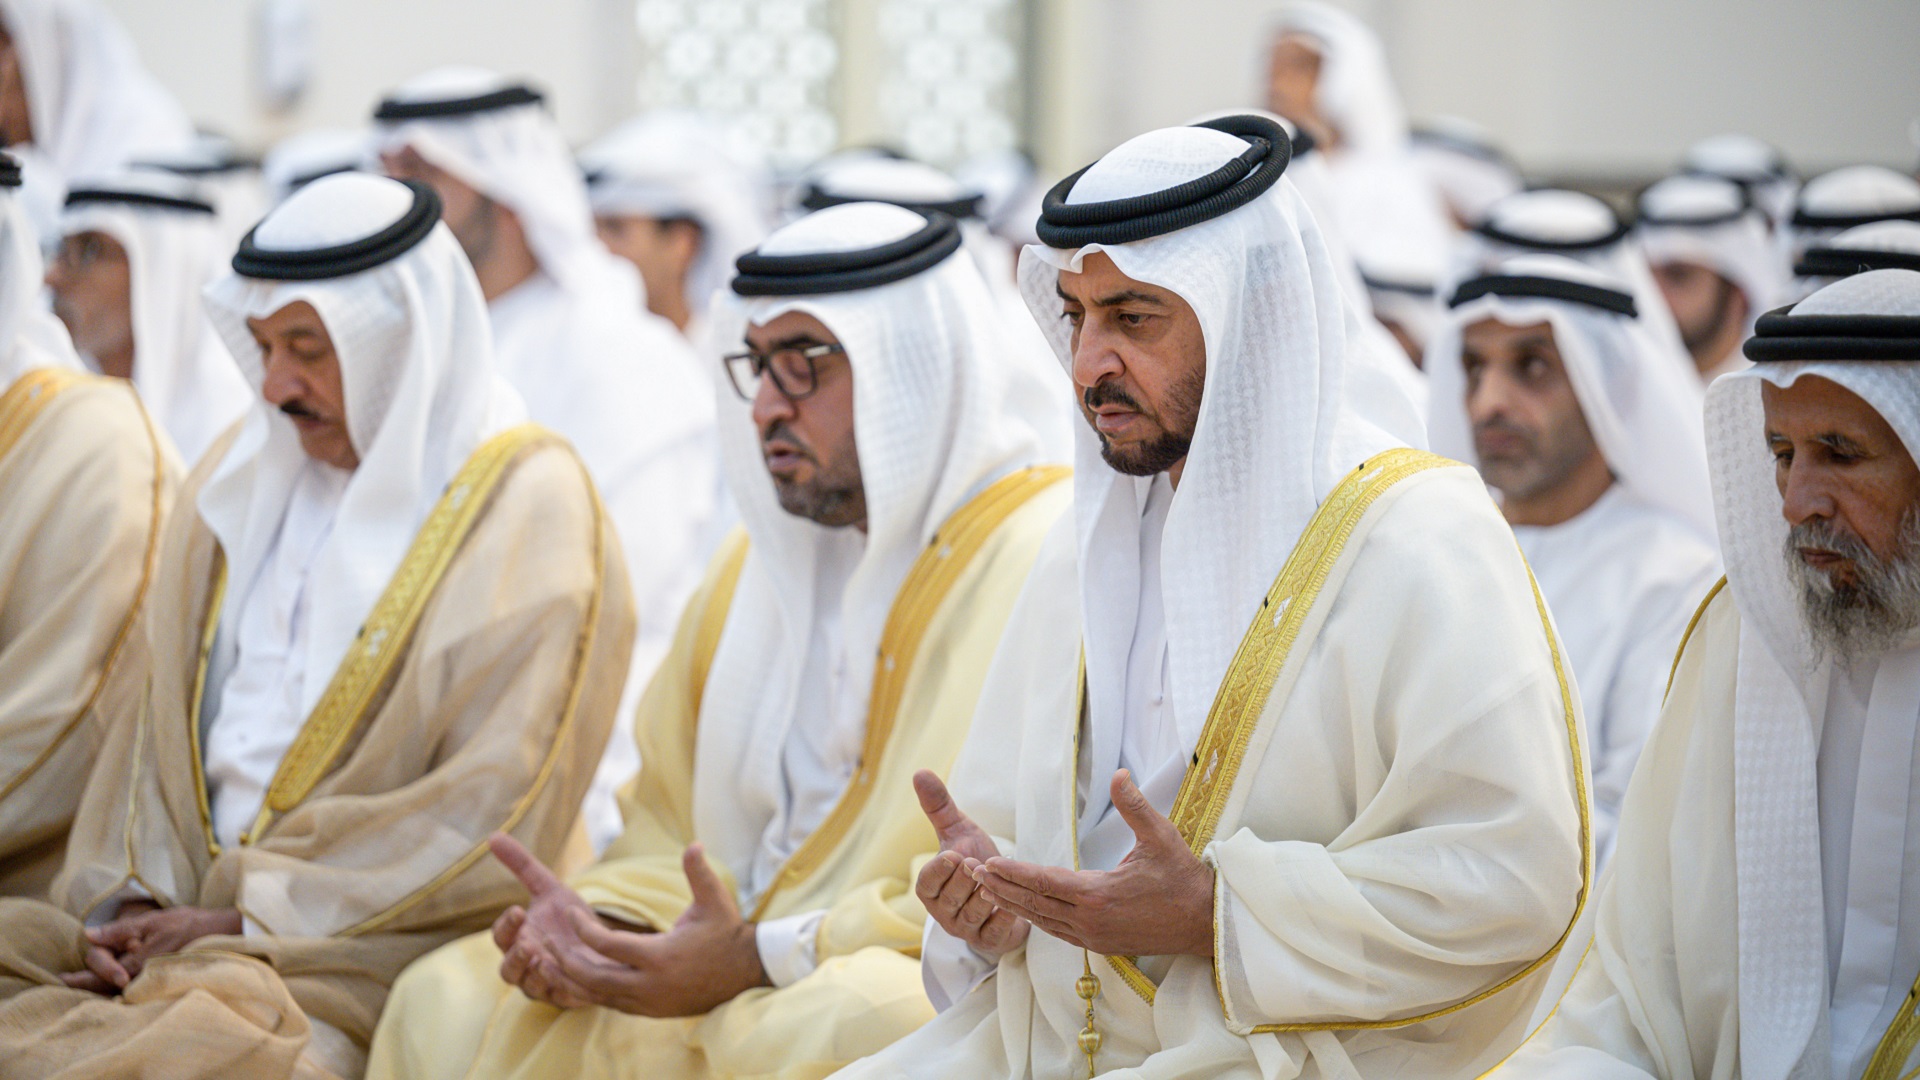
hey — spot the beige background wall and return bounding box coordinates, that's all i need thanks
[101,0,1920,181]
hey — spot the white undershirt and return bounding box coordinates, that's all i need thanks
[1817,640,1920,1079]
[1080,473,1180,871]
[1511,485,1721,864]
[203,464,349,852]
[748,548,864,988]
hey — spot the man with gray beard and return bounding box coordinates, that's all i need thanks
[1491,267,1920,1080]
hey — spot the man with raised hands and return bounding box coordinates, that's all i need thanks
[0,172,632,1079]
[839,114,1588,1080]
[365,201,1068,1080]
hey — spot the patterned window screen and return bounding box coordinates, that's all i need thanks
[633,0,841,169]
[876,0,1027,168]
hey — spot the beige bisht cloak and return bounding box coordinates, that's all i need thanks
[0,422,634,1079]
[843,453,1594,1080]
[366,465,1071,1080]
[0,369,175,897]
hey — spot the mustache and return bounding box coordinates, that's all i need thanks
[280,400,322,421]
[1472,417,1536,448]
[760,420,814,459]
[1788,517,1877,566]
[1083,381,1143,412]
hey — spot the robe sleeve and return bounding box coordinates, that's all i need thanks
[1206,473,1588,1034]
[0,381,172,884]
[572,537,748,928]
[1490,588,1743,1080]
[205,445,636,940]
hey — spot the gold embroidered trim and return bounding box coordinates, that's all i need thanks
[1664,577,1729,702]
[240,424,554,844]
[1863,966,1920,1080]
[0,380,168,806]
[188,566,228,857]
[1093,448,1452,1004]
[0,368,80,466]
[1239,532,1594,1033]
[748,464,1071,920]
[1466,940,1597,1080]
[340,437,607,937]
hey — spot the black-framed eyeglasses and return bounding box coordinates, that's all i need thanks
[722,342,846,402]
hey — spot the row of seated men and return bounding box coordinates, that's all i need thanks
[0,99,1917,1080]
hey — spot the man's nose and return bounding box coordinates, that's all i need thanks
[259,351,302,406]
[1070,326,1124,391]
[750,373,796,431]
[1779,461,1840,528]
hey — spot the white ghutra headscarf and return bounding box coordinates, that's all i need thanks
[57,170,252,463]
[1019,122,1427,832]
[1427,253,1716,542]
[691,202,1056,903]
[198,173,525,722]
[1701,270,1920,1080]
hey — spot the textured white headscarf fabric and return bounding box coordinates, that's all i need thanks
[691,202,1055,899]
[198,173,525,721]
[1427,253,1716,541]
[1638,173,1785,343]
[1460,187,1695,376]
[0,0,193,238]
[579,110,772,325]
[261,127,371,207]
[0,169,78,383]
[1702,269,1920,1080]
[58,171,252,463]
[1019,123,1426,830]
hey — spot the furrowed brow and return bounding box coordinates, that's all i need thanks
[1090,289,1169,309]
[1816,432,1870,456]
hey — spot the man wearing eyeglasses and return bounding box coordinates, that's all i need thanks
[368,202,1071,1080]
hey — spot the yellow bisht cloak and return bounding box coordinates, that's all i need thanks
[367,465,1070,1080]
[0,423,634,1080]
[0,370,176,897]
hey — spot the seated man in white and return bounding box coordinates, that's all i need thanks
[1493,269,1920,1079]
[1426,254,1723,862]
[837,114,1588,1080]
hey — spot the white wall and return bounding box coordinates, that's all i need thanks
[99,0,1920,183]
[100,0,638,147]
[1027,0,1920,180]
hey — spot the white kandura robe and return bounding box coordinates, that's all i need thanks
[860,463,1588,1080]
[1490,596,1920,1080]
[1512,485,1721,864]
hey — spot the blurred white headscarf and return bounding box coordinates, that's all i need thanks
[0,0,193,238]
[58,170,251,462]
[692,202,1055,900]
[579,110,772,324]
[1637,173,1786,343]
[0,155,77,383]
[1019,122,1426,830]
